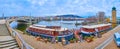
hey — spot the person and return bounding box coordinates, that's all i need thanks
[79,34,83,42]
[95,28,98,37]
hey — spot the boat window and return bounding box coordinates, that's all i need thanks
[59,32,62,35]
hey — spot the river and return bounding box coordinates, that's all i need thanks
[10,21,83,32]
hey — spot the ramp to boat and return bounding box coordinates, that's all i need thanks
[74,30,81,40]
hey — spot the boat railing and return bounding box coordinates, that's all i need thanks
[58,32,73,37]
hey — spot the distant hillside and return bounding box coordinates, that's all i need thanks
[56,14,83,18]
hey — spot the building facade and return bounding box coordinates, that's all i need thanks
[97,12,105,23]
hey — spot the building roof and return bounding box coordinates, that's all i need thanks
[82,23,111,29]
[29,25,68,31]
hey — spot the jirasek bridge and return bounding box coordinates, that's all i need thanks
[8,17,41,24]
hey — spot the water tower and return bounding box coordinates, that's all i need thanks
[112,7,117,28]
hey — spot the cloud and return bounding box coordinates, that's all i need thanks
[0,0,120,17]
[27,0,48,6]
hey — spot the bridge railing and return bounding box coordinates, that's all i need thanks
[6,20,34,49]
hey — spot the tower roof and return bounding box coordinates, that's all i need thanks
[112,7,116,11]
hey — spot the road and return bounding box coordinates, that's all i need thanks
[103,32,120,49]
[95,35,113,49]
[104,39,120,49]
[95,25,120,49]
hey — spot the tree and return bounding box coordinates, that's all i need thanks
[106,18,110,23]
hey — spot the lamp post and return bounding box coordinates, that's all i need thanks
[29,13,32,25]
[2,13,4,20]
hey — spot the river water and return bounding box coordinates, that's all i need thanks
[10,21,83,32]
[38,21,82,29]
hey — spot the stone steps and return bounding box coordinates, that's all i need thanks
[0,36,20,49]
[0,39,16,45]
[2,45,19,49]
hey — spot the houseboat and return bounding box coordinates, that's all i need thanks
[80,24,112,34]
[26,24,73,41]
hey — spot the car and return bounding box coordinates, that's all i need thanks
[114,32,120,47]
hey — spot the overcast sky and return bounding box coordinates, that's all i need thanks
[0,0,120,17]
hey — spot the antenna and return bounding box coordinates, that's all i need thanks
[2,13,4,19]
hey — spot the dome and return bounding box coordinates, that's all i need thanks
[112,7,116,10]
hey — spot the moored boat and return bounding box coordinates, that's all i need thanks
[26,24,73,41]
[81,24,112,34]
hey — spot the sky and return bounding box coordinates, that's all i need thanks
[0,0,120,17]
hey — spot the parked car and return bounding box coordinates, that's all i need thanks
[114,32,120,47]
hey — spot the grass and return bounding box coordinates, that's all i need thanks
[16,23,30,34]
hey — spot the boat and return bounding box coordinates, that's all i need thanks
[61,21,83,24]
[26,24,73,41]
[80,24,112,34]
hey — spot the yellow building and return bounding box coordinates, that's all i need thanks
[112,7,117,28]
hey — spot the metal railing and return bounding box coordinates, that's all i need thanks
[6,20,34,49]
[11,28,34,49]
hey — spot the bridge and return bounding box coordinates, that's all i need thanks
[8,17,41,24]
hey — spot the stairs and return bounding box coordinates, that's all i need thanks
[0,36,20,49]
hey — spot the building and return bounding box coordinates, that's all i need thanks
[86,16,98,23]
[112,7,117,28]
[97,12,105,23]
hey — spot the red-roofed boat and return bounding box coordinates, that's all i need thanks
[80,24,112,34]
[26,24,73,41]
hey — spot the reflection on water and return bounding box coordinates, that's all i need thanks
[10,21,28,32]
[10,21,18,29]
[38,21,82,29]
[16,24,28,32]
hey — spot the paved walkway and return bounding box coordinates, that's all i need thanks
[0,24,10,36]
[0,20,10,36]
[0,20,6,24]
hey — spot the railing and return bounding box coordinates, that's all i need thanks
[11,29,34,49]
[6,20,34,49]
